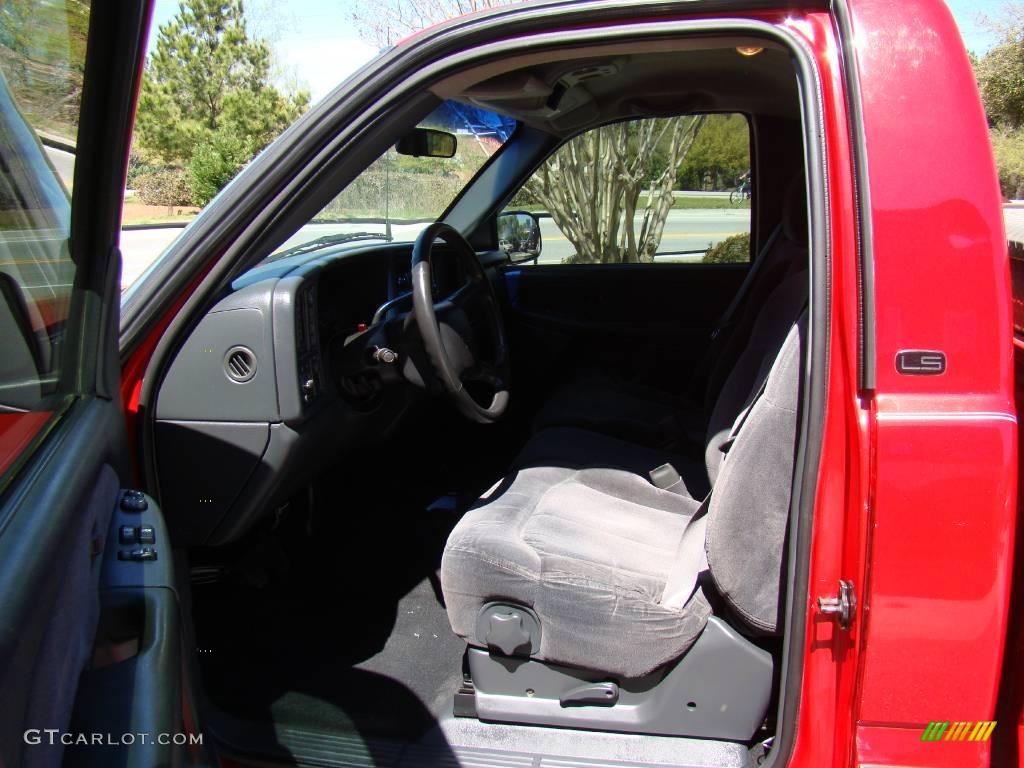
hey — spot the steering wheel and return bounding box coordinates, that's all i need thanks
[411,223,510,423]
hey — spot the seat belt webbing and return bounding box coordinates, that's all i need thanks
[712,225,781,339]
[660,494,711,609]
[687,225,783,399]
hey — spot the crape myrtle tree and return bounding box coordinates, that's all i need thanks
[522,117,707,263]
[350,0,709,263]
[135,0,310,204]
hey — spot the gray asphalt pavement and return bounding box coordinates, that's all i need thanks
[119,208,751,290]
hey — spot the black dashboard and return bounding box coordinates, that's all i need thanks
[152,241,505,547]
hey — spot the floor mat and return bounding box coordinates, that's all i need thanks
[192,505,467,741]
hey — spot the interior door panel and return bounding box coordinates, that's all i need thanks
[0,2,182,766]
[503,263,748,396]
[0,401,186,768]
[67,478,183,768]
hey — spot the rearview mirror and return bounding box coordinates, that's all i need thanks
[497,211,542,265]
[395,128,457,158]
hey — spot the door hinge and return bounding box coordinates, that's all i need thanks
[817,579,856,630]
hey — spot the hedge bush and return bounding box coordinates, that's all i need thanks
[126,151,161,189]
[187,133,248,206]
[703,232,751,263]
[991,127,1024,200]
[134,167,192,207]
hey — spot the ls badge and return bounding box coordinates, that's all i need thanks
[895,350,946,375]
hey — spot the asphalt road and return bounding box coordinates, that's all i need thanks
[119,208,750,290]
[537,209,750,263]
[43,145,74,188]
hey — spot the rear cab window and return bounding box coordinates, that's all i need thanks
[502,113,752,265]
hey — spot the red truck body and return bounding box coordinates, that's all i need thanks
[114,2,1021,766]
[788,3,1018,766]
[0,1,1017,766]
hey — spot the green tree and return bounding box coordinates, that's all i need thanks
[973,4,1024,198]
[991,126,1024,198]
[975,5,1024,128]
[676,114,750,191]
[187,131,249,206]
[0,0,90,140]
[135,0,309,202]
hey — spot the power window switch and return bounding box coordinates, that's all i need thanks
[119,526,138,545]
[118,547,157,562]
[120,490,148,512]
[137,525,156,545]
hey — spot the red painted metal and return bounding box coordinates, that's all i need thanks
[844,1,1017,767]
[116,2,1021,766]
[0,412,54,477]
[770,11,869,768]
[120,266,213,482]
[993,341,1024,766]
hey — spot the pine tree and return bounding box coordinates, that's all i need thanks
[135,0,309,201]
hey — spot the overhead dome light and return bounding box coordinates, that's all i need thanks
[736,46,764,57]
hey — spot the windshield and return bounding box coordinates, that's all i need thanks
[267,101,516,260]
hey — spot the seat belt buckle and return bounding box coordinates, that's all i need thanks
[649,463,684,494]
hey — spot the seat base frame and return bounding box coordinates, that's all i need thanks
[463,616,772,740]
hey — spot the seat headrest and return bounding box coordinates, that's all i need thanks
[782,176,808,245]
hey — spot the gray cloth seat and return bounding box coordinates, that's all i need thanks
[531,372,704,449]
[513,425,710,499]
[441,309,807,678]
[533,178,808,450]
[513,268,809,499]
[441,465,711,678]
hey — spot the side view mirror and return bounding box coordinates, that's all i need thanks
[395,128,457,158]
[497,211,542,265]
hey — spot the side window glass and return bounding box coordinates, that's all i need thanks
[502,114,751,265]
[0,3,85,414]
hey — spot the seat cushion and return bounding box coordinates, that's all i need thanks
[514,426,710,500]
[441,465,712,678]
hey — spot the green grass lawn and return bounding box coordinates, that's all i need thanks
[658,195,751,210]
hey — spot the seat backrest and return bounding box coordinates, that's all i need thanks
[704,269,808,485]
[704,311,806,634]
[697,177,808,413]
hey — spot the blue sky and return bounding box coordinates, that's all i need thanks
[147,0,1010,103]
[945,0,1006,55]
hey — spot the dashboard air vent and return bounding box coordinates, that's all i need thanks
[224,346,257,383]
